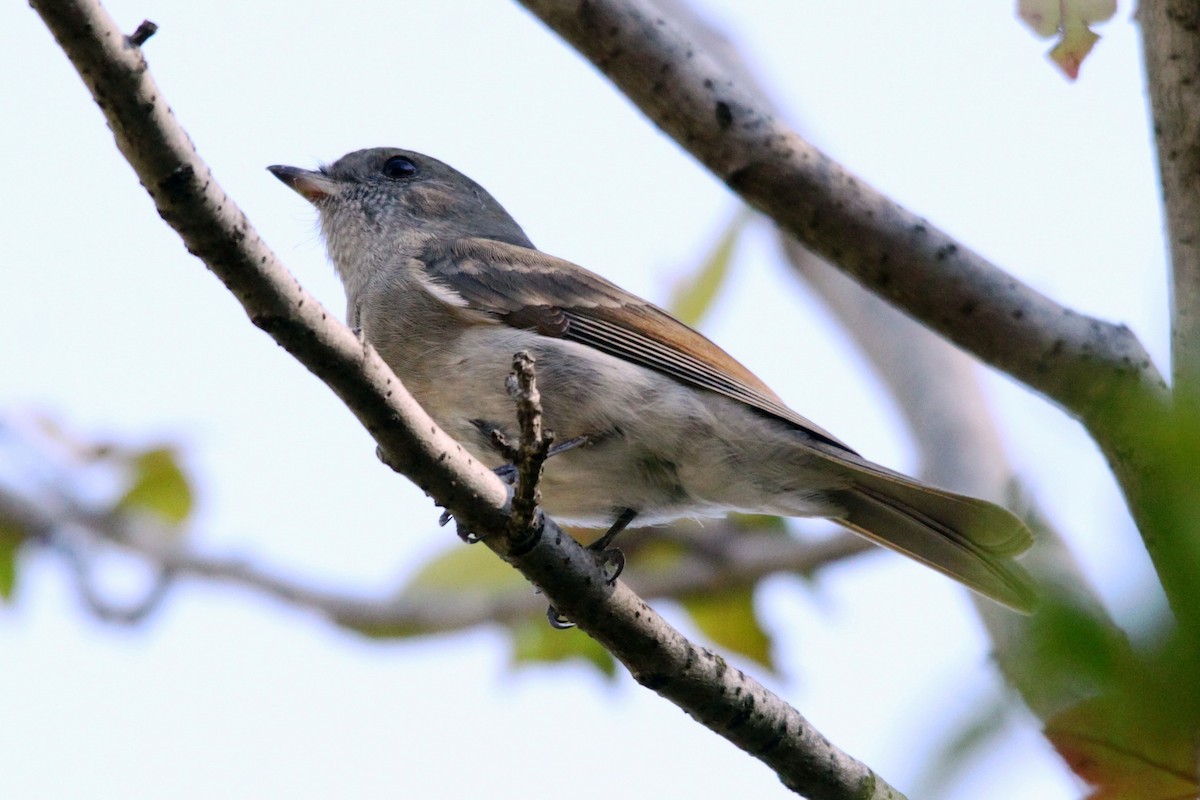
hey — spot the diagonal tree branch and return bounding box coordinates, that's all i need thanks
[515,0,1163,419]
[782,238,1129,721]
[515,0,1200,648]
[30,0,905,795]
[1140,1,1200,391]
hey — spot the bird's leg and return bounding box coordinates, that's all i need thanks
[424,425,597,541]
[589,507,638,554]
[547,434,593,458]
[588,506,636,584]
[546,507,637,630]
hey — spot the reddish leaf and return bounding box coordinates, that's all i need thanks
[1045,699,1199,800]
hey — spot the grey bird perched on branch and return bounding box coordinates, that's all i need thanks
[269,147,1037,612]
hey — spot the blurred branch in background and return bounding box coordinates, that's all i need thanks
[0,413,869,639]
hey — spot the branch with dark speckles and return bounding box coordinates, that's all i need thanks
[503,350,552,545]
[517,0,1200,647]
[1141,2,1200,391]
[516,0,1164,421]
[31,0,905,795]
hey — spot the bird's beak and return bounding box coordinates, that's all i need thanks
[267,164,339,203]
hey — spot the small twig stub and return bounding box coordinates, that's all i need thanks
[505,351,554,545]
[127,20,158,47]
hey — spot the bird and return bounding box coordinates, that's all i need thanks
[268,147,1037,612]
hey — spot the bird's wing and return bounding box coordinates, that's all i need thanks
[418,237,855,453]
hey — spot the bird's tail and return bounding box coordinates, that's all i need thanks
[827,470,1037,613]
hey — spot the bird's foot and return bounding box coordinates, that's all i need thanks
[492,433,592,484]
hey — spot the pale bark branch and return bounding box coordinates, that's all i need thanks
[31,0,905,795]
[782,239,1129,720]
[517,0,1200,648]
[652,0,1132,727]
[1140,2,1200,390]
[516,0,1163,421]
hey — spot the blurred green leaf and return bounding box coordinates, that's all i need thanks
[1024,598,1126,697]
[0,520,24,601]
[668,209,751,327]
[1137,394,1200,619]
[682,587,774,671]
[1046,686,1199,800]
[401,542,527,594]
[624,535,689,571]
[510,617,617,678]
[345,545,529,639]
[116,446,192,526]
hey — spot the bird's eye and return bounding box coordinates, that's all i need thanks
[381,155,417,179]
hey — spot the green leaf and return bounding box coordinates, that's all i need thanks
[682,587,775,671]
[0,520,24,601]
[337,544,533,638]
[116,446,193,526]
[1119,390,1200,622]
[510,617,617,678]
[401,542,528,594]
[1045,680,1200,800]
[668,209,751,327]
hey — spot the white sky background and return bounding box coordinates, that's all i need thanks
[0,2,1167,798]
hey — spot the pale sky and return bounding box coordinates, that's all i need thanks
[0,2,1165,798]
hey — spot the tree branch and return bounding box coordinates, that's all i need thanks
[1140,2,1200,390]
[516,0,1163,419]
[0,477,871,636]
[516,0,1200,649]
[781,238,1128,718]
[31,0,905,795]
[648,0,1134,730]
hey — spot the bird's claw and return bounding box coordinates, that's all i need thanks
[546,605,574,629]
[591,544,625,584]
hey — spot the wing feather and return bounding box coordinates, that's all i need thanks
[421,238,854,452]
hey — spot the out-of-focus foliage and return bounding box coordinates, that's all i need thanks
[0,519,21,600]
[1044,651,1200,800]
[511,617,618,678]
[117,446,193,527]
[682,588,775,671]
[668,210,750,327]
[1017,0,1117,80]
[0,415,197,605]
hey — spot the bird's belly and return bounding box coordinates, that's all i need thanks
[408,327,847,530]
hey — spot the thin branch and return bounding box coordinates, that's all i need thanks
[504,351,553,544]
[126,19,156,47]
[31,1,904,795]
[0,480,870,635]
[1140,2,1200,391]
